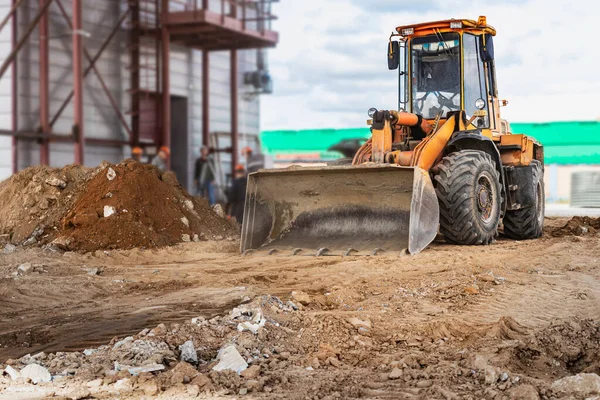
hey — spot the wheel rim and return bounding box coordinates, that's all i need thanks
[477,175,495,223]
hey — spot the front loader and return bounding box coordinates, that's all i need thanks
[242,16,544,256]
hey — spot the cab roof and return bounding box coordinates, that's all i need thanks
[396,16,496,38]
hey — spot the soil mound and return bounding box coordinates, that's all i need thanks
[0,161,236,252]
[546,216,600,237]
[0,164,92,244]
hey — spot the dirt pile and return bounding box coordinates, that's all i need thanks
[546,216,600,237]
[0,165,92,245]
[0,161,236,252]
[59,160,236,251]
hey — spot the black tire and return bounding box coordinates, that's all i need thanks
[503,160,544,239]
[434,150,502,245]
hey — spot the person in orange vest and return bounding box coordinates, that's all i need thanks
[152,146,170,173]
[131,146,143,162]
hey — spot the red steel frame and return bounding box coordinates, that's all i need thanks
[0,0,278,177]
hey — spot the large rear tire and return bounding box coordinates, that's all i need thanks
[434,150,502,245]
[503,160,544,239]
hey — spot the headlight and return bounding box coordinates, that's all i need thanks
[401,28,414,36]
[475,98,486,110]
[450,21,462,29]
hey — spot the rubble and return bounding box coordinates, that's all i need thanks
[19,364,52,384]
[17,263,33,275]
[179,340,198,364]
[551,373,600,397]
[212,345,248,374]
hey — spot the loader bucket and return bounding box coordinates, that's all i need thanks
[240,165,439,256]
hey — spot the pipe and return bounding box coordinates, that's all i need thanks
[39,0,50,165]
[72,0,84,164]
[393,111,432,135]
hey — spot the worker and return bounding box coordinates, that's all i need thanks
[194,146,217,205]
[152,146,170,173]
[131,146,143,162]
[242,146,263,173]
[228,164,248,224]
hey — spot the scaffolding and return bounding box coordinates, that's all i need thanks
[0,0,279,173]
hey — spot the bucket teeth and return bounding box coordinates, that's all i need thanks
[291,248,304,255]
[268,249,279,255]
[316,248,330,257]
[344,248,358,256]
[371,248,386,256]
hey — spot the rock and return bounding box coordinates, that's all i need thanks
[190,373,211,388]
[17,262,33,275]
[192,234,200,242]
[150,323,167,336]
[45,177,67,189]
[106,168,116,181]
[551,373,600,397]
[388,367,403,380]
[417,380,433,388]
[246,379,261,392]
[51,236,73,250]
[187,384,201,396]
[138,379,159,396]
[184,200,194,211]
[241,365,261,379]
[182,234,191,242]
[485,365,499,384]
[181,217,189,227]
[327,357,342,368]
[103,205,116,218]
[500,372,509,382]
[212,344,248,374]
[64,386,90,400]
[213,204,225,218]
[112,336,134,350]
[170,361,199,384]
[20,363,52,384]
[348,317,372,330]
[23,236,37,246]
[179,340,198,364]
[3,243,16,254]
[464,286,479,295]
[127,363,165,376]
[4,365,20,380]
[86,378,103,388]
[291,291,311,306]
[239,387,248,395]
[112,378,134,393]
[507,384,540,400]
[83,349,96,356]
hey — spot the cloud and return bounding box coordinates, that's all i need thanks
[261,0,600,130]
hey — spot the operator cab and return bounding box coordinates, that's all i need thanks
[386,17,498,138]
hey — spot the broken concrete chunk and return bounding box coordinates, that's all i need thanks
[106,168,117,181]
[17,262,33,275]
[213,204,225,218]
[127,363,165,376]
[51,236,73,250]
[112,336,134,350]
[3,243,16,254]
[4,365,20,380]
[20,363,52,384]
[179,340,198,364]
[212,344,248,374]
[181,234,191,242]
[181,217,189,227]
[184,200,194,211]
[103,206,116,218]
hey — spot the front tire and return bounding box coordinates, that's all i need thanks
[434,150,502,245]
[503,160,544,239]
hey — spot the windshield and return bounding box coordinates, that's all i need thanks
[411,33,460,119]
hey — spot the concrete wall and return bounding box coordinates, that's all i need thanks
[545,164,600,204]
[0,0,263,191]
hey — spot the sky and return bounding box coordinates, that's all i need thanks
[260,0,600,131]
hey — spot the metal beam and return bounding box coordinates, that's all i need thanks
[11,0,18,174]
[39,0,50,165]
[230,49,238,173]
[0,0,25,38]
[161,0,171,154]
[72,0,84,164]
[0,0,54,81]
[130,0,140,146]
[50,8,130,128]
[202,50,210,146]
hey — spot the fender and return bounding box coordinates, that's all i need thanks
[446,130,507,214]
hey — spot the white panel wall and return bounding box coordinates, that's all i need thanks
[0,3,13,179]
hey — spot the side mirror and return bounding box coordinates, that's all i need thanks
[387,41,399,70]
[479,34,494,62]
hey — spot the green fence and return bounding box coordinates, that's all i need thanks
[261,121,600,165]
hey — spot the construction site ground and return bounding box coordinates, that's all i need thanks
[1,217,600,399]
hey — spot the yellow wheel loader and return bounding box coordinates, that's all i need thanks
[242,16,544,256]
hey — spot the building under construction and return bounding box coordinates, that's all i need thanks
[0,0,278,191]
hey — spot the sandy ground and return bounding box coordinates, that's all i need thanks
[1,217,600,399]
